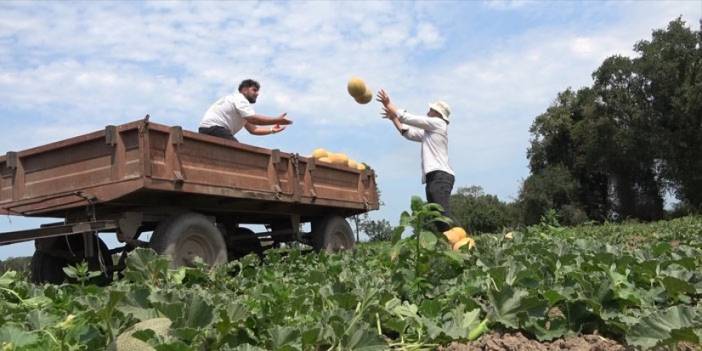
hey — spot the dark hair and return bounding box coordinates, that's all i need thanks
[238,79,260,91]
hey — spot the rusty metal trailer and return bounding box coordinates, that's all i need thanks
[0,117,379,283]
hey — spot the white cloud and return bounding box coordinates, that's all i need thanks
[0,1,700,255]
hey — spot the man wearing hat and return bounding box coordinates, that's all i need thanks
[199,79,292,142]
[376,89,455,231]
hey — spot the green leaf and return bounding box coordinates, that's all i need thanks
[626,305,701,349]
[410,196,424,212]
[488,286,530,329]
[0,325,40,347]
[391,226,405,244]
[419,230,437,250]
[0,271,18,288]
[343,325,387,351]
[269,326,301,350]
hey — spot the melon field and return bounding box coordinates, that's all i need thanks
[0,197,701,350]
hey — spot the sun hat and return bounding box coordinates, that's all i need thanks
[429,100,451,123]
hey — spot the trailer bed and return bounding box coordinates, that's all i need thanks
[0,118,379,222]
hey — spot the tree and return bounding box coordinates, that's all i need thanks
[362,219,393,242]
[450,186,517,234]
[523,18,700,222]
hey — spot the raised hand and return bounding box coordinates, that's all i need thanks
[376,89,391,106]
[277,113,293,125]
[272,124,286,133]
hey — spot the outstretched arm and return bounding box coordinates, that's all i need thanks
[378,92,423,142]
[243,113,293,126]
[244,122,286,136]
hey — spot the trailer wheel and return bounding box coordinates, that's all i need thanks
[31,236,113,285]
[150,213,227,267]
[312,216,355,252]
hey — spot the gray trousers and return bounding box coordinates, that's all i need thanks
[425,170,455,232]
[199,126,238,142]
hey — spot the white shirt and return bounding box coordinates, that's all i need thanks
[397,109,455,184]
[199,92,256,135]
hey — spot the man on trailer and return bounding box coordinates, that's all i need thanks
[199,79,293,142]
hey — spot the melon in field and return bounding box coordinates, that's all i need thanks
[443,227,467,244]
[453,237,476,251]
[110,318,172,351]
[312,148,328,159]
[355,89,374,104]
[347,77,367,98]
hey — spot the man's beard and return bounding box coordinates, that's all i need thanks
[246,95,257,103]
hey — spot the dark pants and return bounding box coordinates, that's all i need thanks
[426,170,455,232]
[199,126,237,142]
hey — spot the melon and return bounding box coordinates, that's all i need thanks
[443,227,467,244]
[355,89,373,104]
[452,237,476,251]
[347,77,367,98]
[110,318,172,351]
[318,157,332,163]
[312,148,328,159]
[347,159,358,169]
[356,163,366,171]
[329,153,349,165]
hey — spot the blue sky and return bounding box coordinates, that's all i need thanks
[1,1,700,259]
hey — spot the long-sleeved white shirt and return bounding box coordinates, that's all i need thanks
[397,109,455,184]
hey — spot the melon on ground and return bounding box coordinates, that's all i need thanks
[453,237,476,251]
[443,227,468,245]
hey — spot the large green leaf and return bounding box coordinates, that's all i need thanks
[626,305,701,349]
[488,286,530,329]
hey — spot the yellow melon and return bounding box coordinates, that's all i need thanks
[312,148,328,159]
[443,227,467,245]
[355,89,373,104]
[347,77,367,98]
[356,163,366,171]
[347,159,358,169]
[318,157,332,163]
[453,237,476,251]
[329,153,349,165]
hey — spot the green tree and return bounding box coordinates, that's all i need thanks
[362,219,393,242]
[450,186,517,234]
[635,18,702,210]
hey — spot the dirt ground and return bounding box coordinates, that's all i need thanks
[438,332,702,351]
[438,331,627,351]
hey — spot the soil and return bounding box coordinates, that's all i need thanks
[438,331,628,351]
[438,332,702,351]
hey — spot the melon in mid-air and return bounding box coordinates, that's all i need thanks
[355,89,374,104]
[347,77,367,98]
